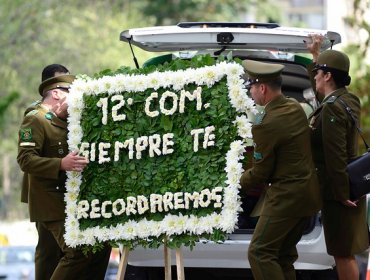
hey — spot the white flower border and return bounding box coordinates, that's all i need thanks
[64,61,255,247]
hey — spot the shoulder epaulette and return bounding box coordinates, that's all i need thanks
[25,109,39,117]
[325,96,338,104]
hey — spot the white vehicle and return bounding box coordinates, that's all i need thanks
[119,22,341,280]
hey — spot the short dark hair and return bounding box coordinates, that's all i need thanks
[264,76,282,90]
[41,64,69,81]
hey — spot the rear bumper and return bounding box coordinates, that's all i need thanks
[127,225,335,270]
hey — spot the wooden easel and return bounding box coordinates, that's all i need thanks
[116,239,185,280]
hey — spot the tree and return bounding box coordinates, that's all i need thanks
[139,0,280,25]
[343,0,370,140]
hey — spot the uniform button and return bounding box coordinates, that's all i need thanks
[56,186,59,190]
[59,142,61,145]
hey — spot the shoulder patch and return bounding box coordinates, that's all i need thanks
[25,110,39,117]
[20,128,32,141]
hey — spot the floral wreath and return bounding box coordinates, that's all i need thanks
[64,56,255,250]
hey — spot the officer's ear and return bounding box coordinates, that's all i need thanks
[259,83,267,94]
[324,71,332,82]
[51,89,66,101]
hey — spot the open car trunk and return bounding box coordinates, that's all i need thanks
[119,22,338,236]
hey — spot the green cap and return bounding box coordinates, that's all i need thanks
[38,74,75,96]
[314,50,350,73]
[242,60,284,86]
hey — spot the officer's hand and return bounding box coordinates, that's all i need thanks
[305,34,324,62]
[342,199,357,207]
[60,150,89,172]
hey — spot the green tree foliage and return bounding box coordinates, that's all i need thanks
[139,0,278,25]
[343,0,370,139]
[0,92,19,127]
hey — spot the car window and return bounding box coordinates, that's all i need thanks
[0,246,34,264]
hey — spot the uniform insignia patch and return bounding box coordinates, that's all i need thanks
[254,151,263,160]
[45,112,53,120]
[20,128,32,141]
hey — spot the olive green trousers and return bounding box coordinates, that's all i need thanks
[248,215,309,280]
[35,220,111,280]
[35,222,62,280]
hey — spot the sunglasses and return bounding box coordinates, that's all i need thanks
[54,86,70,93]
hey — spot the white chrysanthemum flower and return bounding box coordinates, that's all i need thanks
[68,124,83,138]
[64,228,79,247]
[82,228,97,245]
[123,220,137,240]
[65,203,77,217]
[115,76,127,93]
[65,176,82,192]
[67,171,81,179]
[97,226,111,242]
[96,76,110,94]
[147,73,162,90]
[229,140,245,154]
[90,80,101,95]
[225,161,243,175]
[220,210,238,232]
[67,136,82,152]
[65,191,78,203]
[133,75,147,92]
[162,214,180,235]
[174,214,187,234]
[138,219,153,238]
[68,93,84,111]
[171,72,186,91]
[111,224,124,241]
[233,115,253,139]
[70,79,88,95]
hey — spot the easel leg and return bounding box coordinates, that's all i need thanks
[116,247,129,280]
[176,248,185,280]
[164,243,172,280]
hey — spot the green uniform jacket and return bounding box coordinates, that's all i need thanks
[308,87,368,255]
[240,95,321,217]
[21,100,41,203]
[309,88,360,201]
[17,105,68,222]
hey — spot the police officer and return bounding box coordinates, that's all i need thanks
[17,74,111,279]
[240,60,321,280]
[21,64,70,280]
[21,64,70,205]
[306,34,368,280]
